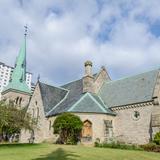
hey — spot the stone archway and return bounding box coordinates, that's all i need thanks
[81,120,92,142]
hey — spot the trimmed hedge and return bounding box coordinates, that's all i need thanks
[140,143,160,152]
[95,142,142,151]
[95,142,160,153]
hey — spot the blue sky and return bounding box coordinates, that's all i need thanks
[1,0,160,85]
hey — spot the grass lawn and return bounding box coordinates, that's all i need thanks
[0,143,160,160]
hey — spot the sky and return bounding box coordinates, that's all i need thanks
[1,0,160,85]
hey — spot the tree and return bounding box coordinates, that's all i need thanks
[0,101,36,142]
[53,113,83,144]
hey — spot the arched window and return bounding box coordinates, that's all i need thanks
[37,107,39,118]
[35,101,38,105]
[104,120,113,140]
[32,109,35,117]
[82,120,92,142]
[19,97,22,105]
[49,121,52,130]
[15,97,19,104]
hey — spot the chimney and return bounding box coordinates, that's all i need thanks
[84,61,93,76]
[83,61,94,93]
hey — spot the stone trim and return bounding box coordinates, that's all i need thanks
[111,101,153,111]
[1,88,31,96]
[152,69,160,98]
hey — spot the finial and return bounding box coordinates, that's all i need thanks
[24,24,28,37]
[37,74,40,82]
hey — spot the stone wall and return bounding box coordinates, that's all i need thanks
[113,104,154,145]
[75,113,114,143]
[94,67,109,93]
[22,111,115,144]
[20,83,55,143]
[2,91,30,108]
[151,70,160,137]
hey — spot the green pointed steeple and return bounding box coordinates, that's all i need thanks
[2,34,31,95]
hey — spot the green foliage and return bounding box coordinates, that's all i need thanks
[53,113,83,145]
[95,142,142,151]
[140,143,160,152]
[153,132,160,145]
[0,101,36,142]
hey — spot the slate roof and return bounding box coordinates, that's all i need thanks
[46,79,114,116]
[99,69,159,108]
[46,79,84,116]
[38,68,159,117]
[39,82,68,114]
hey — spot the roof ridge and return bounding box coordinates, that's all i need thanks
[68,92,113,114]
[61,72,98,87]
[87,93,107,113]
[39,81,69,92]
[68,93,88,112]
[46,90,70,116]
[104,68,159,85]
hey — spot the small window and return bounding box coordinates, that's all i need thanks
[37,107,39,118]
[32,109,35,117]
[132,111,140,120]
[49,121,52,130]
[15,97,19,104]
[19,97,22,105]
[35,101,38,105]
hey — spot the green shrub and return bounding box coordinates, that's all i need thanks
[53,113,83,145]
[95,142,142,151]
[140,143,160,152]
[153,132,160,145]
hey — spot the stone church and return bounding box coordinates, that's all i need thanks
[2,35,160,145]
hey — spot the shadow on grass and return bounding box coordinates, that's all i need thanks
[32,148,80,160]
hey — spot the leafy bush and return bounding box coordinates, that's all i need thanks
[153,132,160,145]
[140,143,160,152]
[95,142,142,151]
[53,113,83,145]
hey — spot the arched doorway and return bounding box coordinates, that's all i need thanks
[81,120,92,142]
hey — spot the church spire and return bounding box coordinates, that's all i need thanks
[2,26,31,94]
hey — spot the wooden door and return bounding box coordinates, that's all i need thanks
[82,120,92,137]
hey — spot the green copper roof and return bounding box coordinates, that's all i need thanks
[2,37,31,94]
[68,93,115,115]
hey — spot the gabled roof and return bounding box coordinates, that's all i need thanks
[47,79,84,116]
[46,78,114,116]
[38,68,159,117]
[68,93,115,115]
[39,82,68,114]
[99,69,159,108]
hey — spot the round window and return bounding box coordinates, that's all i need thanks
[132,111,140,120]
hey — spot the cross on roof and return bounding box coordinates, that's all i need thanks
[24,24,28,37]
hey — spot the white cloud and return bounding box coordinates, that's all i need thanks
[0,0,160,85]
